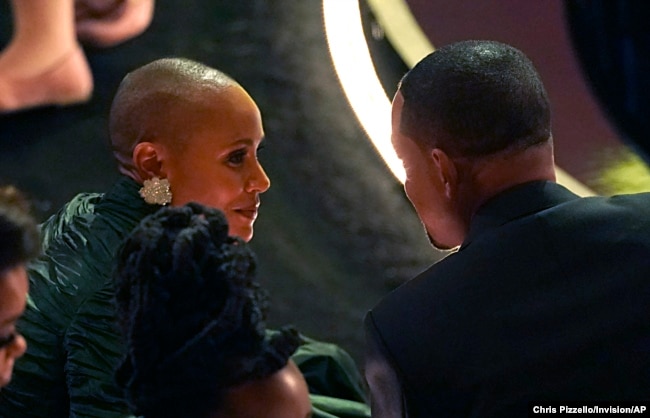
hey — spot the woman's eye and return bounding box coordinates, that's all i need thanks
[0,329,17,349]
[227,150,246,165]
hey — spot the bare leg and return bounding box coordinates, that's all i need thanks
[0,0,93,112]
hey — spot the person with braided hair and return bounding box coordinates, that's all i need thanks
[114,203,311,418]
[0,57,370,417]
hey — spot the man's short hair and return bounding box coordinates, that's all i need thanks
[399,40,552,157]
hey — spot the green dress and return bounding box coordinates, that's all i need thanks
[0,177,370,418]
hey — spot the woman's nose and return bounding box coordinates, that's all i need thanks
[247,161,271,193]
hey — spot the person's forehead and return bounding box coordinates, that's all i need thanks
[0,266,28,325]
[178,88,258,130]
[391,91,404,113]
[221,364,310,418]
[390,92,408,144]
[165,87,260,133]
[391,91,407,131]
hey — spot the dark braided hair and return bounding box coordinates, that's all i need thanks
[0,185,40,273]
[114,203,300,418]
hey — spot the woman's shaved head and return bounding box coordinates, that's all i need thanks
[109,58,241,172]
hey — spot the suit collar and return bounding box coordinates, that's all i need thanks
[461,181,580,249]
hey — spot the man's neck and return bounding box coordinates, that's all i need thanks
[456,140,556,225]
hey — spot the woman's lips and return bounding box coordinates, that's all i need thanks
[233,207,258,221]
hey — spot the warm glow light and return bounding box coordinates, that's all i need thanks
[322,0,406,183]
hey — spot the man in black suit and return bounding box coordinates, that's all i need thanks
[365,40,650,417]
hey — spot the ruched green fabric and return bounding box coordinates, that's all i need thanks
[0,177,370,418]
[294,337,370,418]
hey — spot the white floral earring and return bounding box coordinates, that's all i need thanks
[139,177,172,205]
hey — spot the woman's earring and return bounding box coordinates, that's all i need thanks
[139,177,172,205]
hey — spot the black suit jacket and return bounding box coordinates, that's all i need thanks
[365,181,650,417]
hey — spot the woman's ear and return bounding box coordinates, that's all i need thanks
[430,148,458,200]
[133,142,165,181]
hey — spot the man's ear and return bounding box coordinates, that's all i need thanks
[430,148,458,199]
[132,142,165,181]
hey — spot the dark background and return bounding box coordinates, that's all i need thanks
[0,1,440,364]
[565,0,650,163]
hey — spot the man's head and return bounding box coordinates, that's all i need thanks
[110,58,270,242]
[392,40,555,248]
[0,186,40,387]
[115,203,311,418]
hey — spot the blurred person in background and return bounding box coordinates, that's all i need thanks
[0,0,154,112]
[0,185,39,388]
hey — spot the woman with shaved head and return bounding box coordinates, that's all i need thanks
[109,58,270,242]
[0,58,370,417]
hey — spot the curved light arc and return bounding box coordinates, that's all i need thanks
[323,0,594,196]
[322,0,405,183]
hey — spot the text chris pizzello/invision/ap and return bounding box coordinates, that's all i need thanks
[532,405,647,414]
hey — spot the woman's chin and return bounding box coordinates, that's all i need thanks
[230,225,254,242]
